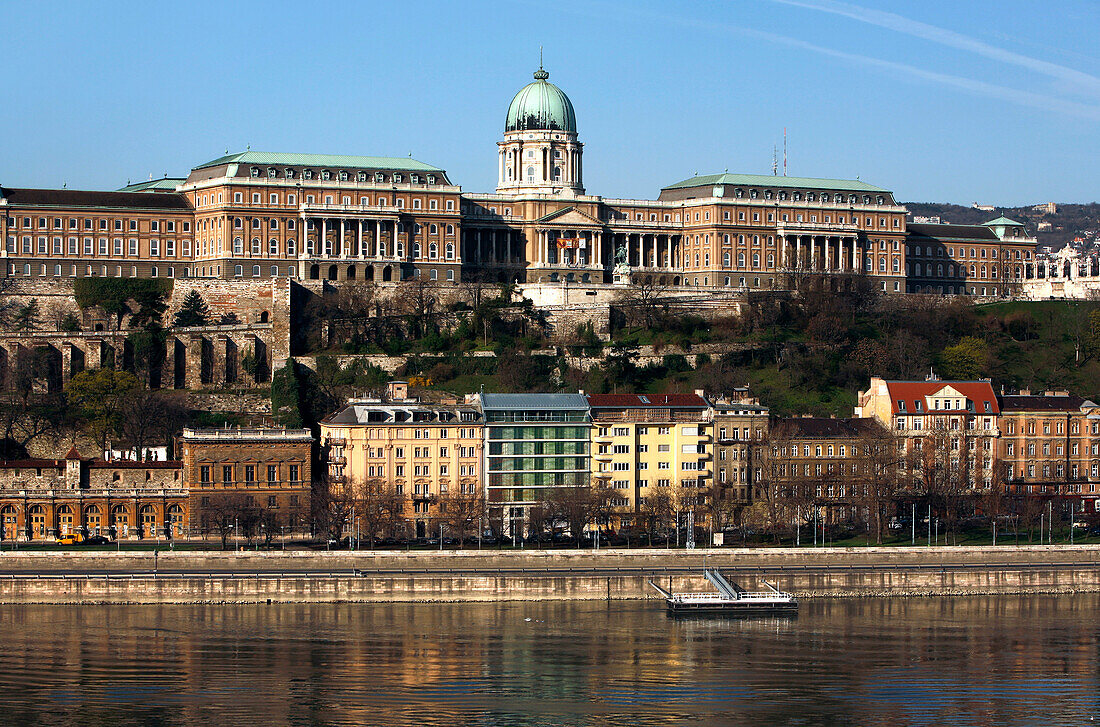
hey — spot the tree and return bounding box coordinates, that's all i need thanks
[270,360,304,428]
[59,312,82,332]
[64,369,142,455]
[616,278,670,329]
[173,290,210,327]
[548,486,597,545]
[437,485,485,545]
[393,278,439,339]
[855,421,903,544]
[346,477,407,547]
[204,493,250,550]
[13,300,40,331]
[938,336,989,380]
[117,389,188,461]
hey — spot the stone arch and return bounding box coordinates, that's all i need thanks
[139,504,157,539]
[346,265,357,280]
[0,504,16,541]
[111,504,131,538]
[167,503,185,538]
[28,504,46,539]
[327,265,338,281]
[382,266,392,282]
[83,504,102,535]
[309,265,320,280]
[365,266,375,281]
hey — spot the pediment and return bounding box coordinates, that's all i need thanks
[537,206,601,227]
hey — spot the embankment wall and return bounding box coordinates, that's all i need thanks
[1,546,1099,603]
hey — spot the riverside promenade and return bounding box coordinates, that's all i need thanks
[1,546,1100,604]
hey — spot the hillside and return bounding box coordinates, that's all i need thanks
[904,201,1100,251]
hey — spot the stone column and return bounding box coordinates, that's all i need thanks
[61,342,75,384]
[357,220,364,259]
[339,219,346,257]
[186,335,203,389]
[795,237,802,269]
[321,219,328,257]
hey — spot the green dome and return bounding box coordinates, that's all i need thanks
[505,68,577,133]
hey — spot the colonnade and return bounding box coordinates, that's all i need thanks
[778,234,861,271]
[303,216,404,261]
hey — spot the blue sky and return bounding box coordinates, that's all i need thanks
[2,0,1097,205]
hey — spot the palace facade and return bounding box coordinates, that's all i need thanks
[0,65,1040,297]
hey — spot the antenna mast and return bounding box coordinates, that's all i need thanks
[783,127,787,176]
[772,145,778,176]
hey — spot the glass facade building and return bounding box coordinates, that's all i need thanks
[478,393,591,534]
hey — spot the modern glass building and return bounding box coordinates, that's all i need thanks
[477,393,591,536]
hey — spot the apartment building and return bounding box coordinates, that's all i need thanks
[178,426,313,535]
[998,391,1100,502]
[585,393,713,527]
[320,381,483,538]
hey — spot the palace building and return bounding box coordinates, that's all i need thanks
[0,64,1039,296]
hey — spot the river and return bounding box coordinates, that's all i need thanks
[1,595,1097,726]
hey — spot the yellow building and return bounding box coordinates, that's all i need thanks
[320,382,484,539]
[585,393,713,529]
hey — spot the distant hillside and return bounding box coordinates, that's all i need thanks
[903,202,1100,251]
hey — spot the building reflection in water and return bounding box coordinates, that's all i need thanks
[0,595,1097,726]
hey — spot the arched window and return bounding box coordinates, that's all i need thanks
[413,243,421,259]
[446,224,454,235]
[251,238,261,255]
[553,167,562,181]
[233,237,243,254]
[723,252,731,267]
[737,252,746,267]
[252,265,260,277]
[526,166,535,181]
[429,224,437,235]
[429,243,438,259]
[269,239,279,256]
[445,243,454,260]
[752,253,760,268]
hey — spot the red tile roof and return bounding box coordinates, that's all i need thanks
[883,381,998,415]
[585,393,708,409]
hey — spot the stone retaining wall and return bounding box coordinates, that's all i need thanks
[1,546,1099,603]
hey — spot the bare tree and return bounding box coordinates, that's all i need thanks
[347,477,408,547]
[548,486,597,545]
[855,422,903,544]
[616,278,670,329]
[437,485,485,545]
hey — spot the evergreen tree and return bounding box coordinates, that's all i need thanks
[173,290,210,327]
[13,300,40,331]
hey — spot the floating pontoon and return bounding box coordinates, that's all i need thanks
[650,569,799,616]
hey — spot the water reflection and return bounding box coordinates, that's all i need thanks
[1,596,1098,726]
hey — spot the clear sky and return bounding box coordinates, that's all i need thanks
[3,0,1097,205]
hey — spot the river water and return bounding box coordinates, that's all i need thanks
[1,595,1097,726]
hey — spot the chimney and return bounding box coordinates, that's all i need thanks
[386,381,408,402]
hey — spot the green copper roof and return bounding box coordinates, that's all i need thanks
[117,178,184,192]
[192,151,444,173]
[983,215,1024,227]
[663,173,889,193]
[505,68,577,133]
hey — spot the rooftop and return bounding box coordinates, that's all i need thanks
[0,187,192,211]
[661,172,889,193]
[192,151,444,173]
[116,178,185,193]
[999,394,1094,412]
[180,427,313,441]
[907,223,1000,242]
[479,393,589,411]
[586,393,708,409]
